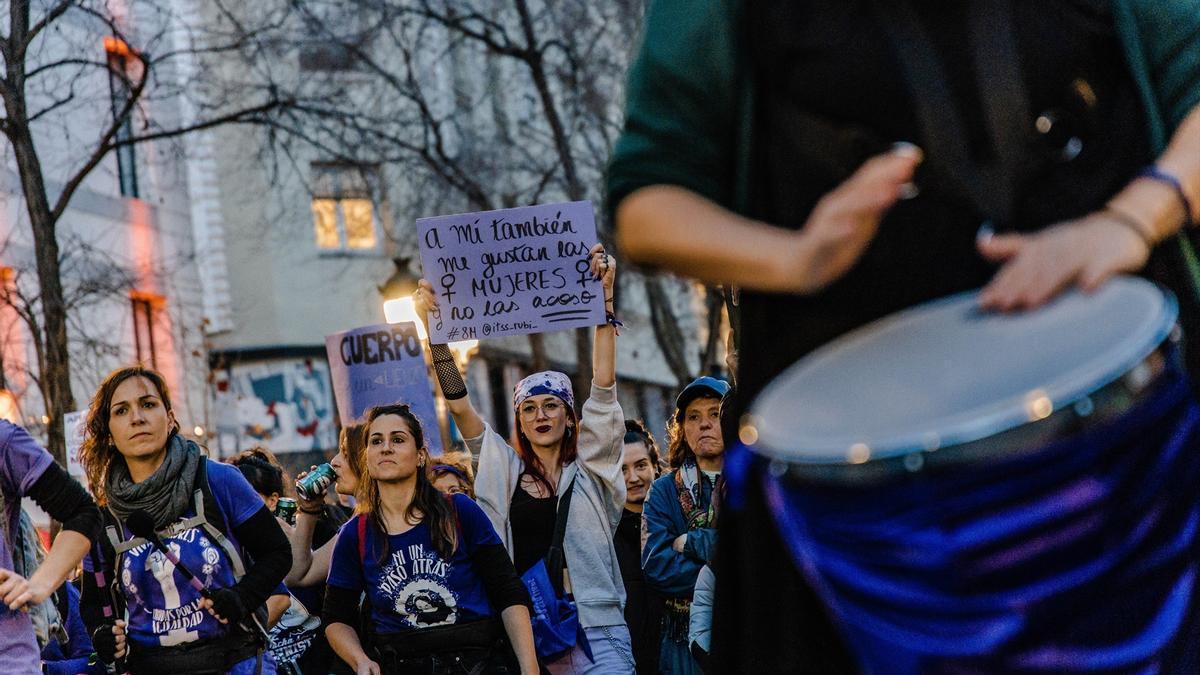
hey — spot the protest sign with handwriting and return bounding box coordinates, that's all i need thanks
[416,201,605,343]
[325,322,443,455]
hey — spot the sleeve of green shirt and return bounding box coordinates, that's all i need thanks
[1113,0,1200,149]
[606,0,744,219]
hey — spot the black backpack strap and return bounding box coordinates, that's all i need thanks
[545,473,577,596]
[95,510,128,622]
[871,0,1033,228]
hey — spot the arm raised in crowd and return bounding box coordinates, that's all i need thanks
[574,244,626,527]
[415,279,486,441]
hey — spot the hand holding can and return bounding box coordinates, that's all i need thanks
[295,463,337,503]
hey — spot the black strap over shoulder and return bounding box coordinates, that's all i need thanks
[545,475,577,596]
[871,0,1033,228]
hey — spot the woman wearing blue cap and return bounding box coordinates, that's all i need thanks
[642,376,729,674]
[416,244,634,673]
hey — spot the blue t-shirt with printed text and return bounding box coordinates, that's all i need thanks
[327,493,499,633]
[84,460,269,650]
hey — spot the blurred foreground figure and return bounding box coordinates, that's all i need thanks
[610,0,1200,671]
[0,420,99,671]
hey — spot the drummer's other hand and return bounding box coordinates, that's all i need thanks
[978,213,1151,311]
[794,143,923,293]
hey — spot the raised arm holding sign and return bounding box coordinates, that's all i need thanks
[415,244,617,442]
[418,243,633,667]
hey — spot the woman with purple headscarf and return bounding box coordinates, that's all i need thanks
[416,243,634,673]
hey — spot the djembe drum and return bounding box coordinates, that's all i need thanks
[746,276,1200,672]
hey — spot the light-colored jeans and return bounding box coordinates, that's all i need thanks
[547,624,636,674]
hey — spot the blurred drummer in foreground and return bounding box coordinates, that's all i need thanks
[607,1,1200,671]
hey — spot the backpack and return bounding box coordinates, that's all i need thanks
[96,458,264,627]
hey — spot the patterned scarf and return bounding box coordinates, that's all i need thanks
[676,459,722,531]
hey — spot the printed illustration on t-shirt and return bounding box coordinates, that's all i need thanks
[120,526,236,646]
[269,596,321,666]
[377,542,459,628]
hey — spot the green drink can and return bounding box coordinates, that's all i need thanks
[275,497,297,524]
[296,463,337,502]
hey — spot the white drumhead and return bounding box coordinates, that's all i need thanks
[751,276,1177,465]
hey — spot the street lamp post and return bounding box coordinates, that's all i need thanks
[380,257,484,453]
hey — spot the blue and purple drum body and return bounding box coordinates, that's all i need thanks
[745,277,1200,673]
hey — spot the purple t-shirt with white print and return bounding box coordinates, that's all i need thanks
[83,460,270,660]
[0,420,55,671]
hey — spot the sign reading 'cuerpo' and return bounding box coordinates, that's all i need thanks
[324,322,442,455]
[416,201,605,343]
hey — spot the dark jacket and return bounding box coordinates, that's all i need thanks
[640,471,717,599]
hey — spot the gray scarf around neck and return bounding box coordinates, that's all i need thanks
[106,433,201,529]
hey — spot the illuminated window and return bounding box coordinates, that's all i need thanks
[106,37,140,198]
[311,163,380,252]
[130,292,163,368]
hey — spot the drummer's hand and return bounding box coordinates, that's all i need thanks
[977,211,1151,311]
[793,143,923,293]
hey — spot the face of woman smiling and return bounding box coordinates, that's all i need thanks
[108,376,176,463]
[517,394,571,448]
[366,414,425,482]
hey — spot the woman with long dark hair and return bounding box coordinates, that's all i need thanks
[416,244,633,673]
[78,365,292,674]
[323,404,538,674]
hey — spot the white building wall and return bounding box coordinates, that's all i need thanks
[0,3,212,442]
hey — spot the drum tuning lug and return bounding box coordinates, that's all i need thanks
[904,453,925,473]
[1073,397,1094,418]
[923,433,941,452]
[1127,362,1153,391]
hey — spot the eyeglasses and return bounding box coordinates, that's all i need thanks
[518,400,564,420]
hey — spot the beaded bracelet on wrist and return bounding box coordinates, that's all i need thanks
[1138,166,1196,228]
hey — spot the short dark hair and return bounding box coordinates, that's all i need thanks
[227,446,288,497]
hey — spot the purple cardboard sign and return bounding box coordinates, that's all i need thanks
[416,200,604,343]
[324,322,443,455]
